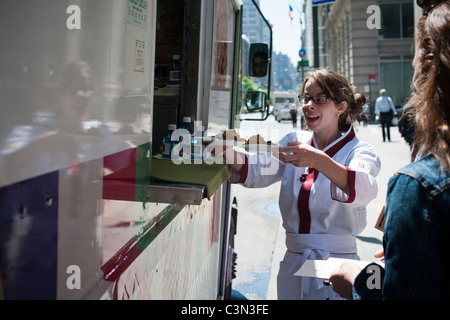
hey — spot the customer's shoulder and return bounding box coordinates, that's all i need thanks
[396,155,450,191]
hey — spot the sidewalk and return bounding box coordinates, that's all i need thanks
[267,220,284,299]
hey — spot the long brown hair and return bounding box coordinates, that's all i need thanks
[301,69,366,132]
[408,1,450,168]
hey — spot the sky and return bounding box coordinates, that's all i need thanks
[259,0,304,66]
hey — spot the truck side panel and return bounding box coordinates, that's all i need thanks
[0,0,234,300]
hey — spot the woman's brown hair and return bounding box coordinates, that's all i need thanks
[407,1,450,168]
[300,69,366,132]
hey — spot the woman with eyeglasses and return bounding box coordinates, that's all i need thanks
[226,68,381,299]
[330,0,450,300]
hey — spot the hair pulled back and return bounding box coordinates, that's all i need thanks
[301,69,366,132]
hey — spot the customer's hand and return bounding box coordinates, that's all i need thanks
[374,247,384,262]
[329,261,362,300]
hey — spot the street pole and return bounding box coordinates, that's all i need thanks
[302,63,305,83]
[312,5,319,68]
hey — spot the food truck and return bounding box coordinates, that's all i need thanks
[0,0,271,299]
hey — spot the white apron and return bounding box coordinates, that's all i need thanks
[277,234,359,300]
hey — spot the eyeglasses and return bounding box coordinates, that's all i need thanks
[298,94,338,105]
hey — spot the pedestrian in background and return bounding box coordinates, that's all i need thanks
[375,89,397,142]
[330,0,450,300]
[224,69,381,300]
[290,104,298,128]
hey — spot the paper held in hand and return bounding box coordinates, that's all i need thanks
[294,257,384,279]
[374,206,386,232]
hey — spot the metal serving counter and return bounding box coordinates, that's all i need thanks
[146,182,205,205]
[148,157,231,205]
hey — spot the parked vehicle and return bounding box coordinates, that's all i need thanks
[276,105,292,122]
[272,91,297,121]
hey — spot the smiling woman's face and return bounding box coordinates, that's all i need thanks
[302,80,342,134]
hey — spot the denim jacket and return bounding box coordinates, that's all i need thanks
[355,154,450,299]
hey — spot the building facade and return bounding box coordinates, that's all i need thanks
[321,0,415,113]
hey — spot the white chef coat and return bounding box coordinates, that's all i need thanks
[230,124,381,299]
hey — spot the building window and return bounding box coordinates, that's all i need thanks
[379,55,414,106]
[379,2,414,39]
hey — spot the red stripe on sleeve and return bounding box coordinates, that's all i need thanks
[344,167,356,203]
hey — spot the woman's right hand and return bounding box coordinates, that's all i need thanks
[207,142,244,174]
[224,146,245,174]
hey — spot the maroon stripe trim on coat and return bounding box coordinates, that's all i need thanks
[298,165,319,234]
[344,167,356,203]
[297,127,355,234]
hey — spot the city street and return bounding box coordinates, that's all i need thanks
[231,114,412,300]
